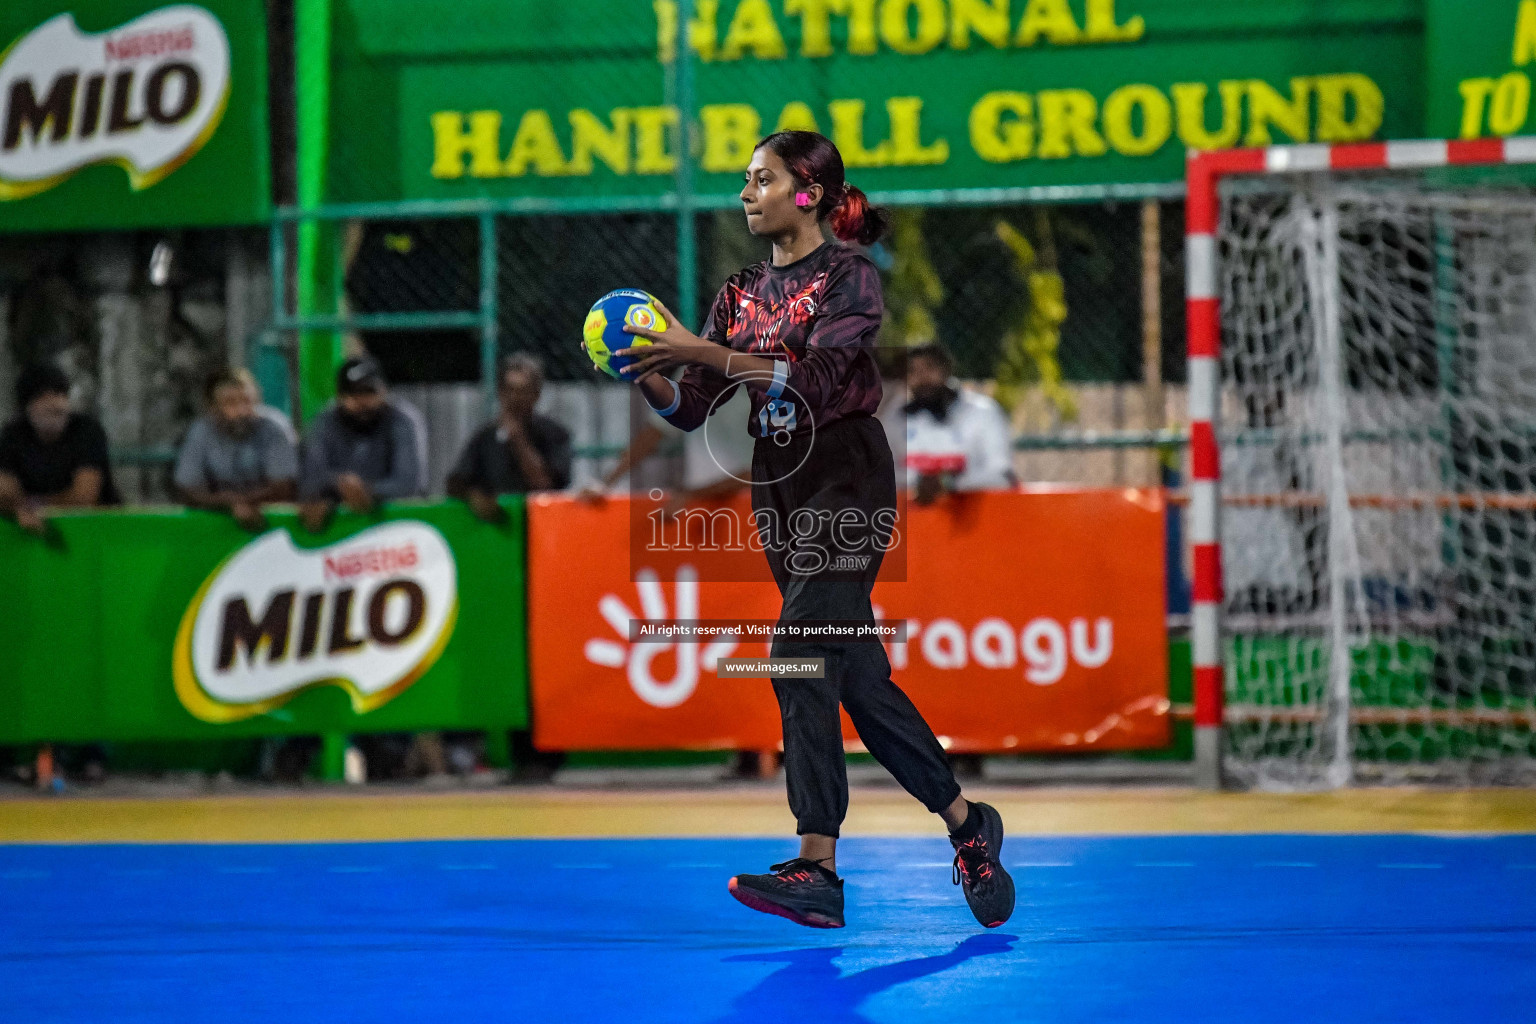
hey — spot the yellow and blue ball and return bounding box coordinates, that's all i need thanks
[583,289,667,379]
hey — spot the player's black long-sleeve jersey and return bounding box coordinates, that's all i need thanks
[648,242,884,439]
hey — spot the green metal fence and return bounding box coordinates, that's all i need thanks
[268,190,1191,454]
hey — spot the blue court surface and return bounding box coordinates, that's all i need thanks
[4,834,1534,1023]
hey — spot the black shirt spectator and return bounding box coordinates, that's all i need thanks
[448,417,572,496]
[0,414,120,503]
[0,365,120,535]
[448,354,571,523]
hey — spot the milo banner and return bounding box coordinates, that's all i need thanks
[173,521,460,723]
[527,490,1168,752]
[329,0,1423,204]
[0,503,527,744]
[0,0,269,231]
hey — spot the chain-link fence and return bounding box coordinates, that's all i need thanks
[271,194,1192,492]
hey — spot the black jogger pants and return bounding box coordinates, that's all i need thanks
[751,413,961,838]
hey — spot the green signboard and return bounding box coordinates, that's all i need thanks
[327,0,1422,205]
[0,0,270,232]
[0,501,528,744]
[1426,0,1536,138]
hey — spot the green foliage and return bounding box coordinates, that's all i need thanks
[991,216,1076,421]
[882,207,944,349]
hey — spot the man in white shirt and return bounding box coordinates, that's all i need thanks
[902,342,1014,504]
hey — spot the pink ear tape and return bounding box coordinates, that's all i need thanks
[794,191,812,207]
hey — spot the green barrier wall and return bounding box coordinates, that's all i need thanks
[0,499,1197,769]
[0,500,527,745]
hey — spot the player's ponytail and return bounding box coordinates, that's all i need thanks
[829,183,887,246]
[755,130,889,246]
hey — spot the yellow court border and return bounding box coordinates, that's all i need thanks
[3,787,1535,844]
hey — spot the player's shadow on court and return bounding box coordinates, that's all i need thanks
[712,932,1018,1023]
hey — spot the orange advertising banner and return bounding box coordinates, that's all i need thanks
[527,488,1168,753]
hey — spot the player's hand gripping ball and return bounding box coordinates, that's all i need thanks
[583,289,667,379]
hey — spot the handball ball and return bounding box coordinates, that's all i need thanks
[583,289,666,379]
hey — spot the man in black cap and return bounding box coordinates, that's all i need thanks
[297,355,425,532]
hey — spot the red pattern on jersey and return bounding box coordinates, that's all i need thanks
[665,243,884,438]
[723,273,827,359]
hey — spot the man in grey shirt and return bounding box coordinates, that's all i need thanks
[298,355,424,532]
[175,368,299,531]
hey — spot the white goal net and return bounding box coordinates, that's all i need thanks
[1217,172,1536,788]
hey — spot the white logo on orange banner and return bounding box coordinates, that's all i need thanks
[0,6,231,199]
[583,566,739,708]
[172,522,458,722]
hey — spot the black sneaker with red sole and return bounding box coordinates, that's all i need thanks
[728,858,845,929]
[951,801,1016,928]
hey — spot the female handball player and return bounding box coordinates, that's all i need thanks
[615,130,1014,930]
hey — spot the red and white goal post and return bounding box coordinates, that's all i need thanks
[1186,136,1536,790]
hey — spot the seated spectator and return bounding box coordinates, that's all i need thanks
[298,356,423,532]
[447,353,572,523]
[903,341,1015,505]
[0,363,120,535]
[174,368,298,532]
